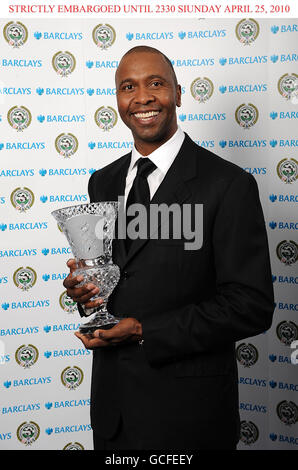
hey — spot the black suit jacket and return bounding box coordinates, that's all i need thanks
[81,133,274,449]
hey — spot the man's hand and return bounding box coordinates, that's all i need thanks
[63,259,102,309]
[74,318,142,349]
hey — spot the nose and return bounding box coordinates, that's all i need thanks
[133,85,155,105]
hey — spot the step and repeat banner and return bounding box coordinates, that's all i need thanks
[0,17,297,450]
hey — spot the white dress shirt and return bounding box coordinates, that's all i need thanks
[124,127,185,207]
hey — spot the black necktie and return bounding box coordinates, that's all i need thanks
[125,157,157,252]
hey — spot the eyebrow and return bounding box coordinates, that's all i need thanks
[117,74,167,88]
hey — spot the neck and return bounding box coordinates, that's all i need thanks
[133,127,178,156]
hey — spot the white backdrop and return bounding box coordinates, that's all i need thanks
[0,18,297,450]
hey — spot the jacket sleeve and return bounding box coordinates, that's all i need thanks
[141,172,275,366]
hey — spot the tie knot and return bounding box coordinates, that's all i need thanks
[136,158,157,179]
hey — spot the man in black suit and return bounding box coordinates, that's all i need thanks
[64,46,274,450]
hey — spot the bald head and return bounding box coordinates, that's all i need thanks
[116,46,178,87]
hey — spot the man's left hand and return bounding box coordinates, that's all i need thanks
[75,317,142,349]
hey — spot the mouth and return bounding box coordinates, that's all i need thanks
[132,110,160,123]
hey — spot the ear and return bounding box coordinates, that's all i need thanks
[176,85,182,107]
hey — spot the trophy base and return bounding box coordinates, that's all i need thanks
[79,312,119,335]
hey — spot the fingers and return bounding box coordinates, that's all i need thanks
[67,258,78,274]
[74,331,110,349]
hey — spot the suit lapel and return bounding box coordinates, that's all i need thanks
[122,134,198,268]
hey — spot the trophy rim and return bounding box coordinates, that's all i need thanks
[51,201,119,219]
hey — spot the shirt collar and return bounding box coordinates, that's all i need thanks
[129,127,185,175]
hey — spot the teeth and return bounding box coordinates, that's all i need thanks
[134,111,159,119]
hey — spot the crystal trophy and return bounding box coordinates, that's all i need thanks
[51,202,120,334]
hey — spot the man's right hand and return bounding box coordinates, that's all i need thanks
[63,259,102,309]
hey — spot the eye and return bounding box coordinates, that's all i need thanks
[151,81,162,87]
[122,84,134,91]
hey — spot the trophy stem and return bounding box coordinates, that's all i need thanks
[79,301,120,334]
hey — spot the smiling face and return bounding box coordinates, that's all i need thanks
[115,50,181,155]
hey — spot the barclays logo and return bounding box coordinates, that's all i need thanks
[42,273,68,281]
[48,424,92,434]
[0,169,34,177]
[278,302,298,311]
[36,87,84,96]
[269,194,298,203]
[1,403,40,414]
[86,88,116,96]
[126,32,174,41]
[43,323,81,333]
[194,140,214,149]
[44,348,91,359]
[1,300,50,310]
[271,25,279,34]
[239,402,267,413]
[166,58,215,67]
[269,221,298,230]
[179,113,226,122]
[39,194,88,203]
[86,60,119,69]
[4,142,45,150]
[270,111,298,120]
[274,275,298,285]
[34,31,83,40]
[224,140,266,149]
[273,434,298,445]
[45,399,90,410]
[4,222,48,231]
[90,141,133,150]
[179,29,226,39]
[37,114,85,123]
[3,376,51,388]
[219,84,267,93]
[1,59,42,68]
[0,248,37,258]
[238,377,267,387]
[243,167,267,175]
[280,24,298,33]
[0,87,31,95]
[41,247,72,255]
[219,55,267,66]
[39,168,93,176]
[0,326,39,337]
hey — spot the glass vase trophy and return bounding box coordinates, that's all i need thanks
[52,202,120,334]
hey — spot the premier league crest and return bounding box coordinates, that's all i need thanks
[239,421,259,445]
[63,442,85,450]
[276,320,298,346]
[276,240,298,266]
[13,267,37,291]
[59,291,77,313]
[15,344,39,369]
[3,21,28,48]
[94,106,118,131]
[236,343,258,367]
[92,24,116,49]
[190,77,214,103]
[10,187,35,212]
[278,73,298,100]
[17,421,40,446]
[55,133,78,158]
[277,158,298,184]
[61,366,84,390]
[276,400,298,426]
[236,19,259,45]
[235,103,259,129]
[52,51,76,77]
[7,106,31,132]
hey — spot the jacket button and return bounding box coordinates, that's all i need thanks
[122,271,129,280]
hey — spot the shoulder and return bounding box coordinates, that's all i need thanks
[89,152,130,184]
[184,133,255,187]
